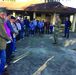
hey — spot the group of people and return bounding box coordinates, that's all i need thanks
[24,17,53,36]
[0,8,25,75]
[0,7,71,75]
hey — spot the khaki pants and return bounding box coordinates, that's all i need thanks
[54,29,59,44]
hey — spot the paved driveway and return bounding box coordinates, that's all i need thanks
[6,33,76,75]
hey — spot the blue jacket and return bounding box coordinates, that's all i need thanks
[6,19,14,33]
[50,26,53,30]
[24,20,29,28]
[20,23,24,32]
[38,22,43,28]
[65,21,68,27]
[29,22,34,30]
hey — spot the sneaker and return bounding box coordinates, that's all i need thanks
[1,73,9,75]
[29,35,31,36]
[12,52,15,54]
[54,43,58,46]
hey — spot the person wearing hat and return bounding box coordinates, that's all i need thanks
[63,17,71,39]
[5,12,14,64]
[0,7,10,75]
[10,16,19,53]
[53,14,61,46]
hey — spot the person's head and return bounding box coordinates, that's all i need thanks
[30,20,33,23]
[25,17,27,20]
[56,14,59,19]
[0,8,7,19]
[18,16,22,20]
[66,17,68,21]
[15,19,19,23]
[10,16,16,23]
[40,20,41,22]
[42,20,44,23]
[7,12,11,20]
[47,19,49,22]
[33,18,35,21]
[50,23,52,26]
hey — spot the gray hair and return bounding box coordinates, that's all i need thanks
[0,12,4,16]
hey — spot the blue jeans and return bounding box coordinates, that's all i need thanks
[30,30,34,35]
[12,38,15,52]
[0,50,6,74]
[65,27,69,38]
[39,28,42,34]
[42,27,44,34]
[50,29,53,34]
[20,31,23,39]
[34,27,37,34]
[6,42,13,59]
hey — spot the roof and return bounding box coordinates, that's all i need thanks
[24,2,76,13]
[0,1,44,10]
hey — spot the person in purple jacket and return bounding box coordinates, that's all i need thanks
[50,23,53,34]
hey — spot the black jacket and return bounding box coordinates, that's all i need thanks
[45,22,50,28]
[67,20,71,28]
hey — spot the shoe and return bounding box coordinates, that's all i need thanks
[67,37,69,39]
[63,36,66,38]
[12,52,15,54]
[54,43,58,46]
[6,59,10,64]
[29,35,31,36]
[10,55,15,58]
[1,73,9,75]
[53,43,56,44]
[9,58,13,61]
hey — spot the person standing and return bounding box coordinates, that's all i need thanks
[53,14,61,46]
[38,20,43,34]
[45,19,50,34]
[50,23,53,34]
[15,19,21,41]
[29,21,34,36]
[42,20,45,34]
[33,18,37,34]
[10,16,19,53]
[5,12,14,61]
[63,17,71,39]
[24,17,29,37]
[0,7,10,75]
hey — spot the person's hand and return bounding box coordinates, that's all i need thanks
[11,39,13,42]
[68,27,69,28]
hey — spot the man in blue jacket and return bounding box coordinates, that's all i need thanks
[38,20,43,34]
[24,17,29,37]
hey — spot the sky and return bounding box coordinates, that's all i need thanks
[15,0,76,8]
[60,0,76,8]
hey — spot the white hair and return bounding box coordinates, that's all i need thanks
[0,12,4,16]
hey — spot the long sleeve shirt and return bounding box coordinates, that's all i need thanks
[6,19,14,33]
[65,21,67,27]
[33,20,37,26]
[16,23,21,30]
[29,22,34,30]
[11,23,18,34]
[38,22,43,28]
[24,20,29,28]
